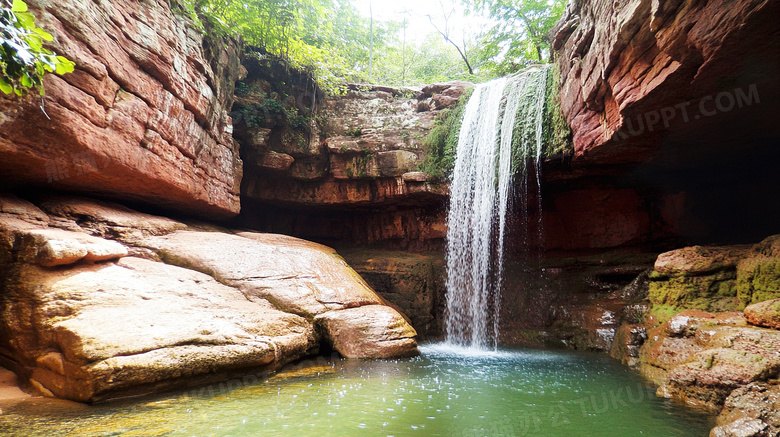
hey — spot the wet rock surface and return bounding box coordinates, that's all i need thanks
[0,194,418,403]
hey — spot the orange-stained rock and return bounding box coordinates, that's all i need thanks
[0,0,243,219]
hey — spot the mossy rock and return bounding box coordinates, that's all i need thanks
[648,271,740,314]
[737,256,780,306]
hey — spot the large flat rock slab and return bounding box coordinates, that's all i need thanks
[0,195,419,402]
[144,230,384,318]
[2,257,316,403]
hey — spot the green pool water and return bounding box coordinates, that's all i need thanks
[0,344,715,436]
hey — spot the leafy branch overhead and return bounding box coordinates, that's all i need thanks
[0,0,74,96]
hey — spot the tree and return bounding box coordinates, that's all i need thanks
[466,0,565,75]
[426,1,474,75]
[0,0,74,97]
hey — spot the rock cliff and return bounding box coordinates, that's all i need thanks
[544,0,780,251]
[232,56,467,249]
[0,0,243,219]
[552,0,780,162]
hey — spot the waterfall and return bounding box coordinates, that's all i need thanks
[444,66,550,350]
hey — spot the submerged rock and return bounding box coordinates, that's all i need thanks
[0,195,418,403]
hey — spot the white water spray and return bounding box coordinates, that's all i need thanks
[444,67,550,350]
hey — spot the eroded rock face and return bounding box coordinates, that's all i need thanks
[240,80,464,207]
[713,383,780,437]
[0,0,243,219]
[638,309,780,409]
[0,194,418,402]
[236,74,466,249]
[552,0,780,162]
[647,236,780,316]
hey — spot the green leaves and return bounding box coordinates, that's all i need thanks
[1,0,75,97]
[466,0,566,76]
[11,0,26,12]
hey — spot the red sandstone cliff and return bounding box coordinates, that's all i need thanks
[552,0,780,163]
[0,0,243,218]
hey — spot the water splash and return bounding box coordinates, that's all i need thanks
[444,67,550,350]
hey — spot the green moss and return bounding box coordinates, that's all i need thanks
[356,153,372,177]
[542,65,573,157]
[646,304,683,325]
[648,271,741,314]
[737,257,780,306]
[419,87,473,182]
[509,65,574,174]
[344,127,362,137]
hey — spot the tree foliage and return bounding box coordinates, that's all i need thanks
[466,0,566,75]
[179,0,565,88]
[181,0,388,91]
[0,0,74,96]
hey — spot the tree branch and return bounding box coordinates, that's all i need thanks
[426,14,474,75]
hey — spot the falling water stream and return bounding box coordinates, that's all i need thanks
[445,67,549,349]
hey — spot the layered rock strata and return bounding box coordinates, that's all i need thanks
[0,0,243,218]
[606,236,780,435]
[552,0,780,162]
[236,77,467,249]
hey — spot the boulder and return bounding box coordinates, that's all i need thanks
[316,305,419,358]
[1,257,316,403]
[745,299,780,330]
[0,195,420,402]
